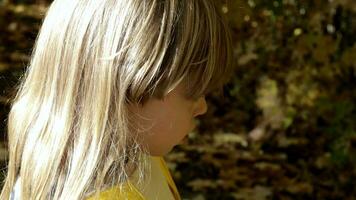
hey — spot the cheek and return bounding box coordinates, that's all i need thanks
[148,105,192,142]
[137,102,194,155]
[153,110,192,139]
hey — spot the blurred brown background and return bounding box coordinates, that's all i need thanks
[1,0,355,199]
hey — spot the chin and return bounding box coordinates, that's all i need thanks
[149,147,173,157]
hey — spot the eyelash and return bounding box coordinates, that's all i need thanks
[192,94,206,101]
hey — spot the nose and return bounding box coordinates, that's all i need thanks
[193,96,208,117]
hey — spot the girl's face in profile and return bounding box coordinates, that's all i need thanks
[129,82,208,156]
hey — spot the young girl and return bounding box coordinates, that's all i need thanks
[1,0,233,199]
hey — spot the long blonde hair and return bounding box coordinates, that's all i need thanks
[1,0,233,199]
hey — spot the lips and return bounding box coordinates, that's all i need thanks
[179,125,195,145]
[191,120,197,132]
[179,134,189,145]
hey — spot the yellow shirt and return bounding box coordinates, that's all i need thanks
[87,157,181,200]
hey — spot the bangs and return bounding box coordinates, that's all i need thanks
[137,0,234,103]
[181,0,234,99]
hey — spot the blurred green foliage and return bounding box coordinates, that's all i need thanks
[214,0,356,166]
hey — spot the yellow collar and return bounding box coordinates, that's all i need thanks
[87,156,181,200]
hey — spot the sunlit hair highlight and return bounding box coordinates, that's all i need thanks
[0,0,233,199]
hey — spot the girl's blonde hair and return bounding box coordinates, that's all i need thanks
[1,0,233,199]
